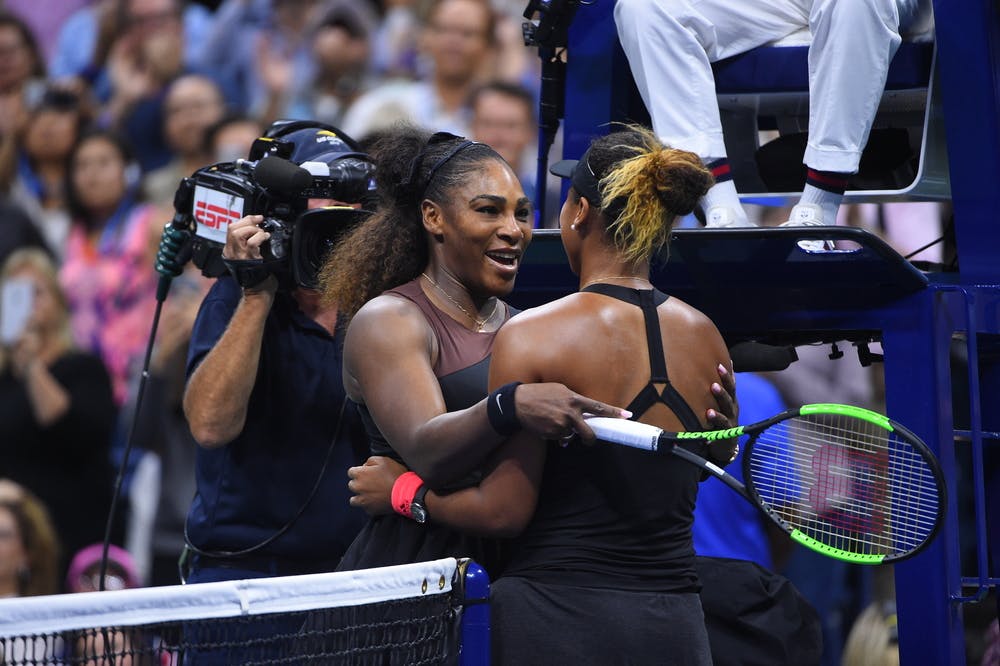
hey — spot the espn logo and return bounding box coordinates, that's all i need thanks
[193,185,245,244]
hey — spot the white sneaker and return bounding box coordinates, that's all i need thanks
[705,206,755,229]
[779,204,836,251]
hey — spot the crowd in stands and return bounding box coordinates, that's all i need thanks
[0,1,992,665]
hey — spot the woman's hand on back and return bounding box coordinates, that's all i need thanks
[514,383,631,443]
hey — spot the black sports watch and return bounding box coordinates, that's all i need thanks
[410,485,430,524]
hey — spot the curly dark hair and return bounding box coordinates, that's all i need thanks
[319,125,506,318]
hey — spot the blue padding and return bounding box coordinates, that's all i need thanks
[712,41,933,94]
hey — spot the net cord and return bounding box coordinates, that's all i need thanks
[0,558,459,638]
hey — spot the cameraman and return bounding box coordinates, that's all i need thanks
[180,204,367,584]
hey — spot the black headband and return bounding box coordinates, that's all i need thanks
[402,132,479,200]
[424,139,476,191]
[550,146,602,207]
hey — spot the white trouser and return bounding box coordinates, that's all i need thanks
[614,0,932,173]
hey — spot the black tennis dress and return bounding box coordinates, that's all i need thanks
[491,284,714,666]
[336,278,512,576]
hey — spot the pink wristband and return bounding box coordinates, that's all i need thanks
[391,471,424,520]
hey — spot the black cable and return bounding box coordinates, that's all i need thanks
[97,295,164,592]
[903,234,944,260]
[98,183,195,592]
[179,397,349,579]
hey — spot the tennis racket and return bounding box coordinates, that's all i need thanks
[586,403,946,564]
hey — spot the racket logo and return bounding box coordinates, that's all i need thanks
[677,426,743,441]
[810,444,889,535]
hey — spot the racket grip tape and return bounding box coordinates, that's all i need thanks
[585,418,662,451]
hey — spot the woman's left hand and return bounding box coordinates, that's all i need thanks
[348,456,409,516]
[706,363,739,464]
[706,363,737,428]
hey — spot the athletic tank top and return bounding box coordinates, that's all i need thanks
[339,278,514,576]
[355,278,509,487]
[502,284,705,593]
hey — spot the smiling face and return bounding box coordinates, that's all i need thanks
[423,158,532,298]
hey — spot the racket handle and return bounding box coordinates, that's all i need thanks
[585,417,663,451]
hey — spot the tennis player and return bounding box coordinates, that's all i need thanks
[319,127,648,576]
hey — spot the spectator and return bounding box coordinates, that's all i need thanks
[280,2,378,129]
[204,113,265,163]
[196,0,327,114]
[48,0,212,98]
[59,128,159,406]
[340,0,498,140]
[0,11,46,138]
[0,479,59,597]
[0,85,92,258]
[143,73,227,207]
[369,0,421,80]
[65,542,141,593]
[0,248,118,585]
[2,1,90,66]
[102,0,208,172]
[840,601,899,666]
[469,81,535,198]
[64,542,142,664]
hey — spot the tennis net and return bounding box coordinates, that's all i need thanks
[0,557,489,666]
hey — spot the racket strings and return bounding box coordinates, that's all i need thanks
[746,414,941,557]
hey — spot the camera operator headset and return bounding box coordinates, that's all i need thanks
[154,120,376,584]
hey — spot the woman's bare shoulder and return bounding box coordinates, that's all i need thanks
[348,292,433,349]
[663,295,722,332]
[502,292,593,332]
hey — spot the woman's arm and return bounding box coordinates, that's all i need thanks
[348,432,544,538]
[347,314,742,536]
[348,317,549,535]
[345,297,627,488]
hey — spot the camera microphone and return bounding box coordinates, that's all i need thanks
[255,156,313,196]
[155,178,196,301]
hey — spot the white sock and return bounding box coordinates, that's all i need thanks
[797,184,844,225]
[700,180,750,228]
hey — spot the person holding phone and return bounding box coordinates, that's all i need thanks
[0,248,118,587]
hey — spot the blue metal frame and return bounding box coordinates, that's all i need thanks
[542,1,1000,663]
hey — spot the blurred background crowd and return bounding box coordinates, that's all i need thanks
[0,1,990,665]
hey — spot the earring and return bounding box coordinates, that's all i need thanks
[570,223,577,231]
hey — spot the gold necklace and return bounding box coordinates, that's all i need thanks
[421,272,500,332]
[580,275,653,290]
